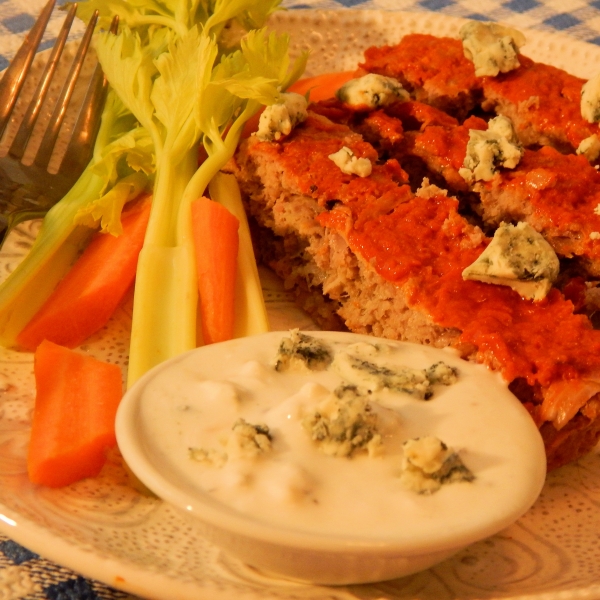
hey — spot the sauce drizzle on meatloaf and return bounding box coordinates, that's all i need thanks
[360,33,600,152]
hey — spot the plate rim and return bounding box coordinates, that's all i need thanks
[2,7,600,600]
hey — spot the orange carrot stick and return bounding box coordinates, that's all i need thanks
[27,340,123,488]
[191,197,239,345]
[288,70,355,102]
[16,198,152,351]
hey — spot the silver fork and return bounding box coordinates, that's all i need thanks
[0,0,114,246]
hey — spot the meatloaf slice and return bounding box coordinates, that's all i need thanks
[473,146,600,276]
[481,55,598,153]
[233,110,600,470]
[360,35,600,152]
[393,119,600,277]
[359,34,481,119]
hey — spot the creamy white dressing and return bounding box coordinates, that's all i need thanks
[129,331,546,540]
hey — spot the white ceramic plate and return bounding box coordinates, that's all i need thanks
[2,9,600,600]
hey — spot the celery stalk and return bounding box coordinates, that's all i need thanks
[0,87,153,346]
[0,0,306,377]
[89,5,307,387]
[127,149,199,383]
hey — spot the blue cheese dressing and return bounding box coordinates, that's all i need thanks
[128,331,547,541]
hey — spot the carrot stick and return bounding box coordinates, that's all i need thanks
[27,340,123,488]
[191,197,239,345]
[16,197,152,351]
[288,70,356,102]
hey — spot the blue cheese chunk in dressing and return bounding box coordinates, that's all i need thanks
[328,146,372,177]
[400,436,475,495]
[275,329,333,372]
[335,73,409,109]
[330,345,458,399]
[302,385,383,458]
[255,93,308,142]
[226,419,272,459]
[459,115,524,183]
[459,21,525,77]
[462,221,559,301]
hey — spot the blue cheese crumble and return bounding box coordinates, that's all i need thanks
[577,134,600,161]
[427,362,460,385]
[581,73,600,123]
[400,436,475,495]
[275,330,333,373]
[335,73,409,109]
[189,419,272,465]
[188,446,227,467]
[328,146,372,177]
[302,385,382,458]
[459,115,524,183]
[462,221,559,301]
[331,351,458,400]
[256,92,308,142]
[227,419,273,459]
[459,21,525,77]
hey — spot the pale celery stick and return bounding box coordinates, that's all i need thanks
[0,171,103,346]
[126,148,199,387]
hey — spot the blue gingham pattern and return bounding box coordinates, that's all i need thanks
[0,539,135,599]
[0,0,599,598]
[284,0,600,46]
[0,0,600,71]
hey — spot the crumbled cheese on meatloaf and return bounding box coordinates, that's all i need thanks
[459,115,524,182]
[577,134,600,161]
[328,146,372,177]
[335,73,410,109]
[459,21,525,77]
[462,221,559,301]
[256,93,308,141]
[581,73,600,124]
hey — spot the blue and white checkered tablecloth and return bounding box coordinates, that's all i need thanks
[0,0,598,599]
[0,0,600,71]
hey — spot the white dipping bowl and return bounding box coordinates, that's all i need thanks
[116,331,547,585]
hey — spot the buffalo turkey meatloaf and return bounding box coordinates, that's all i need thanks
[231,34,600,471]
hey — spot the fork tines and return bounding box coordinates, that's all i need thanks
[3,0,100,169]
[0,0,108,245]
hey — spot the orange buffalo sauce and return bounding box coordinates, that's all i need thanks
[482,56,596,149]
[268,113,410,208]
[487,147,600,262]
[360,34,480,107]
[319,188,600,390]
